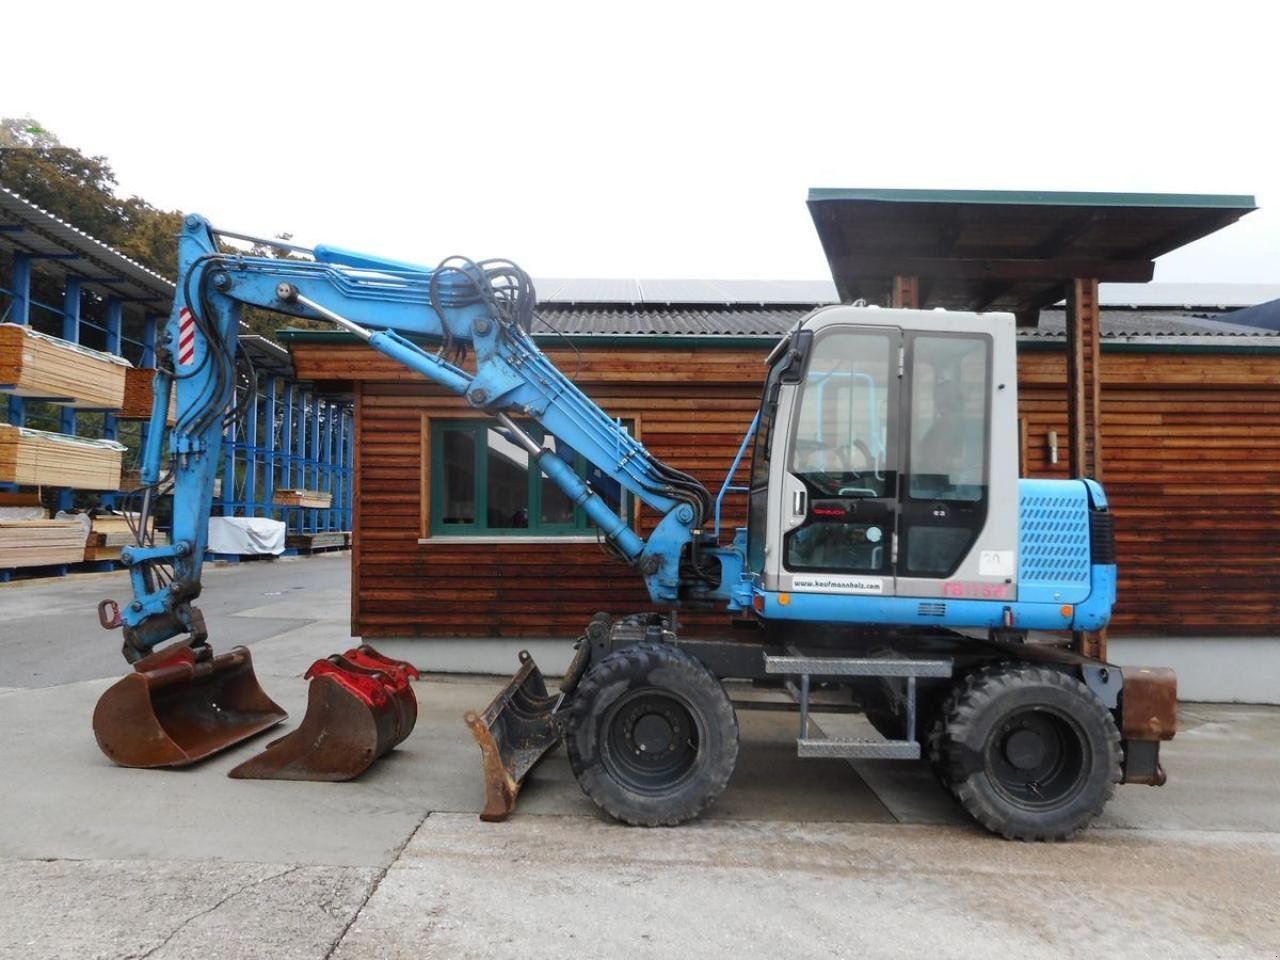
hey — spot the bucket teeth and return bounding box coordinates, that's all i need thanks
[228,646,420,781]
[92,643,287,768]
[466,650,562,822]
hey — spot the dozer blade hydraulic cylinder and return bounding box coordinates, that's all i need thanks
[465,650,562,822]
[92,643,287,768]
[228,646,419,781]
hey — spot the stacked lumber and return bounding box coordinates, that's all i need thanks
[275,488,333,509]
[119,366,178,423]
[82,513,169,562]
[0,519,88,569]
[0,424,127,490]
[0,324,128,409]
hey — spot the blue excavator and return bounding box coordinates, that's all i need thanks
[92,213,1176,841]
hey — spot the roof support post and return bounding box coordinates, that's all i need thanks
[6,253,32,431]
[1065,277,1103,480]
[1066,276,1106,661]
[263,376,278,520]
[58,279,83,513]
[309,395,322,534]
[100,297,124,508]
[891,275,919,309]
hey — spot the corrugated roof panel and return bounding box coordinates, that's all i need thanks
[1097,283,1280,309]
[533,304,1280,341]
[0,187,175,310]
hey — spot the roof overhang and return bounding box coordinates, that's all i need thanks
[0,186,176,312]
[807,188,1257,324]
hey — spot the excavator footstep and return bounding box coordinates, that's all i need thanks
[466,650,562,822]
[228,645,420,781]
[92,642,287,768]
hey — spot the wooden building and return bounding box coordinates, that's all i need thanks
[283,293,1280,650]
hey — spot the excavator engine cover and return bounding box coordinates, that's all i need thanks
[228,645,420,781]
[465,650,562,821]
[93,642,287,768]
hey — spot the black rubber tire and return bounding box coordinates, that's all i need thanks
[565,642,739,827]
[935,664,1121,842]
[926,691,958,791]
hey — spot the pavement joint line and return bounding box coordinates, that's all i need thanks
[125,863,304,960]
[323,810,433,960]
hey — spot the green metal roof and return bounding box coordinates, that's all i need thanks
[807,188,1259,323]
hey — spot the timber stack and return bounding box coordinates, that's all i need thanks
[0,324,128,408]
[275,489,333,509]
[0,425,126,490]
[119,366,177,423]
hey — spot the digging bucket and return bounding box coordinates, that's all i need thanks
[92,643,287,768]
[227,651,418,781]
[465,650,562,822]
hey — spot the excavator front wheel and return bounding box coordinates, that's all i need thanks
[566,642,738,827]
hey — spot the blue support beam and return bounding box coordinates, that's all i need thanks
[5,253,32,434]
[308,395,321,534]
[281,381,295,530]
[322,399,335,531]
[100,297,124,508]
[263,376,278,520]
[244,380,259,516]
[222,392,236,516]
[58,280,82,512]
[139,313,160,457]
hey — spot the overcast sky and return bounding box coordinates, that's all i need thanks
[4,1,1275,283]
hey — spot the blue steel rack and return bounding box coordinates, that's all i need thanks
[0,188,353,574]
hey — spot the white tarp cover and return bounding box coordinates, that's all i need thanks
[207,516,286,556]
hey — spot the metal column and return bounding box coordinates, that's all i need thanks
[100,297,123,508]
[5,253,32,430]
[322,400,335,531]
[57,279,82,512]
[263,376,279,519]
[308,394,321,534]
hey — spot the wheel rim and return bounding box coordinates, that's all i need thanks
[601,688,702,794]
[985,707,1090,810]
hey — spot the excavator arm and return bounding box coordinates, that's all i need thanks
[116,214,747,662]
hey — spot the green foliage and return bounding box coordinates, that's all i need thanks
[0,117,311,338]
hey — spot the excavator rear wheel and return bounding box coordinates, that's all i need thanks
[935,663,1122,841]
[565,642,739,827]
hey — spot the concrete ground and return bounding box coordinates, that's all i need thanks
[0,555,1277,959]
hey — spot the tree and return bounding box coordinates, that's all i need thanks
[0,117,313,337]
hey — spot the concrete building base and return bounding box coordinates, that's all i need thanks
[1107,636,1280,704]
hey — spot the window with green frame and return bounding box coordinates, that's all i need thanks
[429,419,635,537]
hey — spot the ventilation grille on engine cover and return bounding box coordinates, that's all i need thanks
[1019,494,1091,585]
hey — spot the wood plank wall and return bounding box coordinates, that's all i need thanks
[291,341,1280,639]
[1021,349,1280,634]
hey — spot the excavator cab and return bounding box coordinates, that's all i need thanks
[746,306,1021,616]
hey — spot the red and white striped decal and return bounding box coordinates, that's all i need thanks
[177,307,196,366]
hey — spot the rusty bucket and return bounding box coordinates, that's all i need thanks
[465,650,562,822]
[228,647,419,781]
[93,643,287,768]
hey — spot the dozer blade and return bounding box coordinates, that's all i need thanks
[93,643,287,768]
[228,653,419,781]
[465,650,562,822]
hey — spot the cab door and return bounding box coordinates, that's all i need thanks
[895,331,996,596]
[778,325,902,597]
